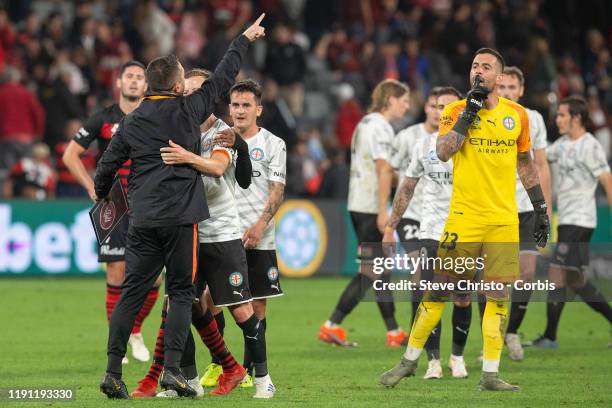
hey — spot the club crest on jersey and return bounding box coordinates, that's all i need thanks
[100,201,116,230]
[428,149,438,162]
[503,116,515,130]
[202,138,212,152]
[267,267,279,282]
[250,147,265,161]
[229,272,243,287]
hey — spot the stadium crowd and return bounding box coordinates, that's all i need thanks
[0,0,610,200]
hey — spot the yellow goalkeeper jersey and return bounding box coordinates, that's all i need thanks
[438,96,531,225]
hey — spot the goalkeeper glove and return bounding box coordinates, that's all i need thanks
[452,75,490,136]
[527,185,550,247]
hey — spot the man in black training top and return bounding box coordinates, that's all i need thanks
[95,14,266,399]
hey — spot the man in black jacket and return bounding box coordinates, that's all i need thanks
[95,14,266,399]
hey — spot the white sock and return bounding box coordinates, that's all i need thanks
[451,354,464,361]
[403,346,423,361]
[482,359,500,373]
[387,329,400,336]
[324,320,338,328]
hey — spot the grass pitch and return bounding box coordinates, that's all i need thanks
[0,277,610,407]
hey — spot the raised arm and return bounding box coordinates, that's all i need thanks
[186,14,266,123]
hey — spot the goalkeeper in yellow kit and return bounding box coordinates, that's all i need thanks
[379,48,550,391]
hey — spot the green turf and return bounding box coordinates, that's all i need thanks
[0,277,610,407]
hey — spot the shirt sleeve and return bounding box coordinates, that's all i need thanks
[438,102,464,136]
[268,139,287,184]
[405,140,424,178]
[585,138,611,178]
[73,110,103,149]
[370,123,393,162]
[516,106,531,153]
[531,110,548,150]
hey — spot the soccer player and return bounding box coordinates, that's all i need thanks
[383,87,472,379]
[319,79,411,347]
[132,69,267,398]
[390,90,438,324]
[496,66,551,360]
[231,79,286,398]
[62,61,159,363]
[529,96,612,348]
[379,48,550,391]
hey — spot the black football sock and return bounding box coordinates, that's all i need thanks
[507,288,532,334]
[451,304,472,356]
[329,274,372,324]
[238,314,267,378]
[425,321,441,360]
[575,282,612,324]
[477,293,486,325]
[375,274,398,331]
[544,287,566,341]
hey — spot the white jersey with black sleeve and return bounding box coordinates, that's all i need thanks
[198,119,242,243]
[516,108,548,213]
[405,133,453,241]
[234,128,287,250]
[391,123,433,221]
[348,112,394,214]
[547,132,610,229]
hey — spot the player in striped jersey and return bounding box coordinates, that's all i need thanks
[496,66,551,360]
[383,87,472,379]
[232,79,286,398]
[62,61,160,364]
[132,70,269,398]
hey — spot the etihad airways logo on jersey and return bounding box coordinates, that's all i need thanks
[427,171,452,184]
[469,137,516,154]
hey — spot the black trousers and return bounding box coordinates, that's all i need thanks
[106,223,197,373]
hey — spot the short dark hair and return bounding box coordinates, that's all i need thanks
[145,54,181,92]
[560,96,589,126]
[475,47,505,71]
[119,60,145,77]
[503,66,525,86]
[230,79,263,104]
[185,68,212,80]
[434,86,463,100]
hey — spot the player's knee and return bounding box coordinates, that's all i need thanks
[252,299,266,320]
[192,300,207,318]
[230,302,254,323]
[106,261,125,286]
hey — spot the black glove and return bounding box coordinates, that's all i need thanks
[527,186,550,248]
[232,131,252,189]
[452,75,490,135]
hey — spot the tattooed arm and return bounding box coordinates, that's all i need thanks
[243,181,285,249]
[517,151,540,190]
[382,176,419,247]
[518,151,550,247]
[436,130,466,162]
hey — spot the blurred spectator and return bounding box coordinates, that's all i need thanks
[264,22,306,115]
[0,7,16,72]
[3,142,56,200]
[55,119,94,198]
[318,147,349,199]
[134,0,176,56]
[0,65,45,187]
[588,90,611,160]
[39,62,84,149]
[204,0,252,40]
[260,78,298,150]
[334,83,363,154]
[397,36,430,96]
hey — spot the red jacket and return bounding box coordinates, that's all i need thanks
[335,100,363,149]
[0,82,45,143]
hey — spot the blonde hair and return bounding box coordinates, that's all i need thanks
[369,79,410,113]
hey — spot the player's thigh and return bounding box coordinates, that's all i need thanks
[204,240,252,308]
[482,224,519,284]
[123,225,165,293]
[160,224,197,298]
[246,249,283,300]
[550,225,594,275]
[350,212,384,279]
[435,220,485,282]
